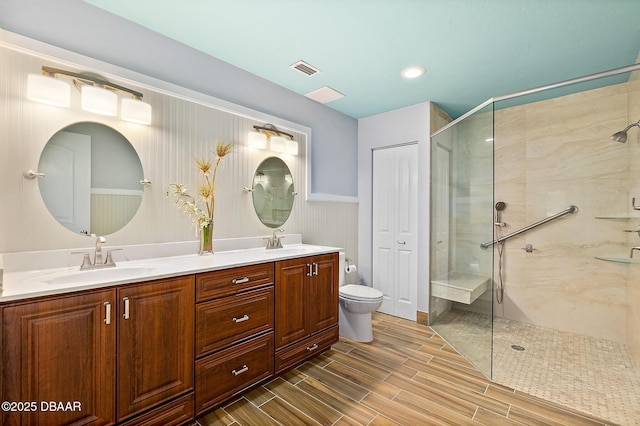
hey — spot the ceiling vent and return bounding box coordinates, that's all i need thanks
[290,60,321,76]
[304,86,345,104]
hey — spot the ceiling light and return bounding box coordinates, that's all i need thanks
[401,66,426,79]
[26,73,71,107]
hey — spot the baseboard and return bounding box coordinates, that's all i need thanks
[416,310,429,326]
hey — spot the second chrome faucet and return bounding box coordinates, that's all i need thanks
[265,228,285,250]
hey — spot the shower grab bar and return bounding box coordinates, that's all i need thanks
[481,205,578,249]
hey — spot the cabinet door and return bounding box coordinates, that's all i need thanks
[309,253,339,334]
[117,276,194,422]
[2,290,116,426]
[274,257,310,348]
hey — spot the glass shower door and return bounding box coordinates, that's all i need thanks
[429,103,495,377]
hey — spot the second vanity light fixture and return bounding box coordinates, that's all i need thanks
[248,124,298,155]
[27,66,152,125]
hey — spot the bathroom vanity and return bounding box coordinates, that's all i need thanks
[0,245,339,426]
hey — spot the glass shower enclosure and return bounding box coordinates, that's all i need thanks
[428,63,640,423]
[429,103,494,377]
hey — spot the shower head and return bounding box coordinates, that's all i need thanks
[610,120,640,143]
[495,201,507,211]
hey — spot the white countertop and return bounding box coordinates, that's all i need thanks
[0,239,341,303]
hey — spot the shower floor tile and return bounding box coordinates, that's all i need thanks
[434,308,640,425]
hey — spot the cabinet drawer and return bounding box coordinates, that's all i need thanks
[118,393,194,426]
[275,325,338,374]
[196,263,274,302]
[196,287,274,357]
[195,332,274,415]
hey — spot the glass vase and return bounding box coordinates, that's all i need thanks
[199,219,214,255]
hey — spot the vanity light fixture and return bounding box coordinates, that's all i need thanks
[27,66,152,124]
[81,85,117,116]
[26,73,71,107]
[249,124,298,155]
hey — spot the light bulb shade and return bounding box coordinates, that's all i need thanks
[27,73,71,107]
[248,131,268,149]
[81,85,117,116]
[285,139,298,156]
[121,98,152,125]
[270,135,288,153]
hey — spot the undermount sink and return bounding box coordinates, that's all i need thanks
[38,266,158,286]
[266,245,323,256]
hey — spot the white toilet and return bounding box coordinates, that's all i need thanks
[338,252,384,342]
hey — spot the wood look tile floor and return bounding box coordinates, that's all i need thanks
[197,312,618,426]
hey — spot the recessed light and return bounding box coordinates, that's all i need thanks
[401,66,426,79]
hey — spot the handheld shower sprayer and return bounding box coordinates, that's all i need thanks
[495,201,507,227]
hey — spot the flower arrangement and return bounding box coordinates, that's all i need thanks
[169,141,233,254]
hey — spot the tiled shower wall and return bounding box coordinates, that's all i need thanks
[494,79,640,366]
[0,44,358,260]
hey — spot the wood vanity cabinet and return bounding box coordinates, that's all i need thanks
[2,290,116,426]
[274,253,339,373]
[194,263,275,416]
[116,276,194,423]
[1,275,194,426]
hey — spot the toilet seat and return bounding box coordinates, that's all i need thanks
[339,284,384,302]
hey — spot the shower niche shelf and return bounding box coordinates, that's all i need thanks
[594,256,640,264]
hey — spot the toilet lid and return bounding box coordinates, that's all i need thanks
[340,284,384,301]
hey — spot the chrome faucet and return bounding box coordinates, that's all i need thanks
[72,235,120,270]
[265,228,285,250]
[630,246,640,258]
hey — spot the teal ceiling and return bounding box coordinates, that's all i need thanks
[84,0,640,119]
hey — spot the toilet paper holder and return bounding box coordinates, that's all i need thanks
[345,257,357,274]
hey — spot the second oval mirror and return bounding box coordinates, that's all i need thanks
[252,157,294,228]
[38,122,144,236]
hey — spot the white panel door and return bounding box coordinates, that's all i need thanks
[38,131,91,234]
[372,143,418,320]
[372,148,395,315]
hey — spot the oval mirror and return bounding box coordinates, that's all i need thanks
[252,157,295,228]
[38,122,144,235]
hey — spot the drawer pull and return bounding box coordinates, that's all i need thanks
[123,297,130,320]
[233,314,249,323]
[104,302,111,325]
[306,343,319,352]
[232,277,250,284]
[232,365,248,376]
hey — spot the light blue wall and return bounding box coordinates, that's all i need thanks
[0,0,358,197]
